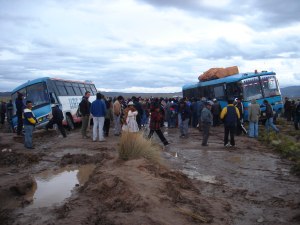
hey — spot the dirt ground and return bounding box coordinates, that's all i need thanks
[0,123,299,225]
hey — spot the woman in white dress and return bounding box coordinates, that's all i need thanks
[122,101,139,133]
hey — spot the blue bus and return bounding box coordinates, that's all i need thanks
[11,77,97,130]
[182,71,283,121]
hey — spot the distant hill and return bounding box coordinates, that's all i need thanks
[280,86,300,98]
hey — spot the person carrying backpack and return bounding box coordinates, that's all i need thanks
[220,99,240,147]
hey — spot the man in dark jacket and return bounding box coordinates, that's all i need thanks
[46,104,66,138]
[220,99,240,147]
[264,99,279,133]
[211,98,222,126]
[201,101,213,146]
[294,100,300,130]
[79,91,91,138]
[15,92,25,135]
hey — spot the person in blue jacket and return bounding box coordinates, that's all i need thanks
[23,100,37,149]
[91,93,107,142]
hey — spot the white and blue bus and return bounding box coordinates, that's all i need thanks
[182,71,283,121]
[11,77,97,130]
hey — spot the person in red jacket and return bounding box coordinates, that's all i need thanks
[147,104,169,146]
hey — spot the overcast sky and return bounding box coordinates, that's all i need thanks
[1,0,300,93]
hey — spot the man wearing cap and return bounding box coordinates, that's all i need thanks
[220,99,240,147]
[201,101,213,146]
[211,98,222,126]
[23,100,37,149]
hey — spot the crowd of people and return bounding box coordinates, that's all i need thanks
[0,92,300,150]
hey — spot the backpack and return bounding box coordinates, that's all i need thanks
[76,103,82,117]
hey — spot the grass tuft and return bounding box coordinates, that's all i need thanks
[118,132,161,163]
[259,129,300,176]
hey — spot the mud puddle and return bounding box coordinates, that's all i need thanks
[164,128,300,225]
[25,164,95,208]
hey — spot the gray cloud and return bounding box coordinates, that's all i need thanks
[138,0,300,28]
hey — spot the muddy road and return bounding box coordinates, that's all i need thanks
[0,124,299,225]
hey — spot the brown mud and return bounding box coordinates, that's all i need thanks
[0,124,299,225]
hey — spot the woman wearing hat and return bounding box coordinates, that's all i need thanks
[122,101,139,133]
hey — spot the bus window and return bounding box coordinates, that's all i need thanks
[26,82,49,107]
[90,84,97,95]
[241,77,263,101]
[65,82,75,96]
[79,83,86,95]
[72,83,82,96]
[84,84,93,94]
[260,75,280,97]
[213,85,225,99]
[55,81,68,96]
[203,86,214,99]
[226,82,242,100]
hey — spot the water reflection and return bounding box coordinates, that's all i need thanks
[26,165,95,208]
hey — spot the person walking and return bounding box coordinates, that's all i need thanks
[113,96,123,136]
[15,93,25,135]
[220,99,240,147]
[248,99,261,138]
[201,101,213,146]
[46,103,67,138]
[91,93,107,142]
[211,98,222,126]
[79,91,91,139]
[178,100,191,138]
[264,99,279,133]
[148,104,169,146]
[122,101,139,133]
[23,100,37,149]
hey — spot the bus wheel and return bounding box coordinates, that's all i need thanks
[66,115,74,130]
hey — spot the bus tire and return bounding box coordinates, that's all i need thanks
[66,115,74,130]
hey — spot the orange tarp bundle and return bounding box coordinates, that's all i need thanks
[198,66,239,82]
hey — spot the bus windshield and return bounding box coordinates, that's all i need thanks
[12,82,50,109]
[241,77,263,101]
[260,75,280,97]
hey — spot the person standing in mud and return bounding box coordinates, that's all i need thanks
[91,93,107,141]
[46,103,67,138]
[178,100,191,138]
[211,98,222,127]
[122,101,139,133]
[294,99,300,130]
[103,98,113,137]
[220,99,240,147]
[15,92,25,135]
[201,101,213,146]
[0,100,6,125]
[148,104,169,146]
[248,99,261,138]
[79,91,91,139]
[6,100,14,131]
[113,96,123,136]
[23,100,37,149]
